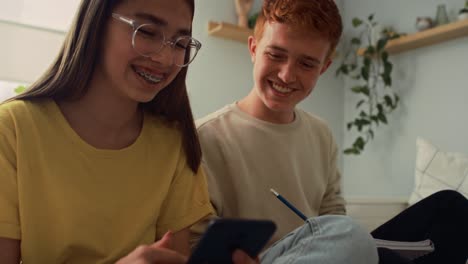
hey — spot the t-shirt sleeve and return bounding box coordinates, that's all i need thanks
[0,107,21,239]
[156,147,214,239]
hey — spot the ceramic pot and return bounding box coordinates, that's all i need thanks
[415,17,433,31]
[459,11,468,21]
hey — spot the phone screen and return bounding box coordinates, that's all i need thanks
[187,218,276,264]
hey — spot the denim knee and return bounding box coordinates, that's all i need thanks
[310,215,378,264]
[261,215,378,264]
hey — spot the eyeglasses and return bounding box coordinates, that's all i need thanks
[112,13,201,67]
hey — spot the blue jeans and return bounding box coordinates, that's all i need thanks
[260,215,378,264]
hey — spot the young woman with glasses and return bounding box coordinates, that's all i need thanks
[0,0,256,263]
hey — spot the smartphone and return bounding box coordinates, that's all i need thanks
[187,218,277,264]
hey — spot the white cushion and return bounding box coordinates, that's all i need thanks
[408,137,468,205]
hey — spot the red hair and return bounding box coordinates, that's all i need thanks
[254,0,342,58]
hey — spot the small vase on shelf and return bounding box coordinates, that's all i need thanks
[435,4,449,26]
[459,0,468,21]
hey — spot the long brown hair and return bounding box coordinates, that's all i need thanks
[10,0,202,172]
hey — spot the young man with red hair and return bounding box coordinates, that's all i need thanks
[193,0,379,262]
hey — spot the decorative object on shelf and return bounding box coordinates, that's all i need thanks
[357,18,468,55]
[336,14,400,155]
[248,12,259,29]
[380,27,406,39]
[234,0,254,28]
[415,17,433,31]
[435,4,449,26]
[207,21,252,43]
[459,0,468,21]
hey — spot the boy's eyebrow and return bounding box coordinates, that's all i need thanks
[134,12,191,36]
[266,45,322,64]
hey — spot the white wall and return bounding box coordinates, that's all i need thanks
[0,0,80,31]
[0,20,65,83]
[0,0,74,85]
[341,0,468,198]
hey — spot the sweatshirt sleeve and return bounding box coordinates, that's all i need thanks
[319,130,346,215]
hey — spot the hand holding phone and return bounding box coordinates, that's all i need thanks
[187,218,276,264]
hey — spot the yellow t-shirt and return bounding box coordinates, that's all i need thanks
[0,99,213,263]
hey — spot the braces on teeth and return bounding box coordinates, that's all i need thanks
[136,69,161,83]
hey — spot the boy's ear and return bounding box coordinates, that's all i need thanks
[320,58,333,75]
[248,36,257,63]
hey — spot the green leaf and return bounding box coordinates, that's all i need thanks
[393,94,400,109]
[347,122,353,130]
[356,100,365,108]
[351,86,363,93]
[368,129,375,139]
[368,14,375,21]
[340,65,349,75]
[352,18,363,27]
[377,38,388,52]
[14,85,27,94]
[355,137,366,150]
[384,61,393,74]
[361,67,370,81]
[351,86,370,96]
[344,148,360,155]
[355,119,371,132]
[377,103,384,113]
[351,37,361,45]
[384,95,393,107]
[371,115,380,125]
[381,51,389,62]
[365,46,376,55]
[363,57,371,67]
[362,86,370,96]
[359,111,367,117]
[382,74,392,87]
[378,113,388,124]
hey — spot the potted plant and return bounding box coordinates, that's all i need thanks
[336,14,401,155]
[459,0,468,21]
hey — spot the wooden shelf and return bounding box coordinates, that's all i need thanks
[358,18,468,55]
[207,21,253,43]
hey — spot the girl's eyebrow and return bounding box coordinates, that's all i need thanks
[134,12,191,36]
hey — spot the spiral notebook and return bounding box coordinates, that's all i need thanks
[269,188,435,261]
[374,238,434,260]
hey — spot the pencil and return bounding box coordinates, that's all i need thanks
[270,188,308,221]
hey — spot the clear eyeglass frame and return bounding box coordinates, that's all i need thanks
[111,13,202,67]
